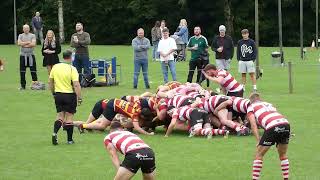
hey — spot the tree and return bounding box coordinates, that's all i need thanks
[224,0,234,37]
[57,0,64,43]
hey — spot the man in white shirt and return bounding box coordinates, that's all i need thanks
[157,28,177,83]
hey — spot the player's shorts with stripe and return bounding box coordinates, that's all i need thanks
[180,97,195,107]
[54,92,77,114]
[227,89,244,97]
[189,109,209,127]
[121,148,156,174]
[91,100,104,119]
[259,123,290,146]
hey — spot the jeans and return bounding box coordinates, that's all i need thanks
[152,41,160,59]
[73,54,90,81]
[133,59,150,88]
[187,60,202,83]
[34,29,43,44]
[161,60,177,83]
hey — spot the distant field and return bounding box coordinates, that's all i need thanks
[0,45,319,179]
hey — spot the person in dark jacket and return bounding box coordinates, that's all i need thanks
[42,30,61,75]
[237,29,257,92]
[211,25,234,70]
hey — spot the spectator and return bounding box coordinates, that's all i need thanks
[157,28,177,83]
[49,50,82,145]
[186,26,208,83]
[237,29,257,92]
[160,20,166,37]
[151,21,161,61]
[17,24,38,90]
[211,25,234,70]
[132,28,151,89]
[174,19,189,61]
[31,11,44,44]
[70,22,91,82]
[41,30,61,75]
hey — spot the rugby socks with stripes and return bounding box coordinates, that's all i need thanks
[63,122,74,142]
[200,128,226,136]
[53,119,63,135]
[280,157,289,180]
[252,158,263,180]
[212,129,226,135]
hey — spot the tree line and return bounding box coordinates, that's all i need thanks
[0,0,318,46]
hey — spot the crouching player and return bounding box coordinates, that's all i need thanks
[165,106,228,138]
[104,121,156,180]
[247,93,290,180]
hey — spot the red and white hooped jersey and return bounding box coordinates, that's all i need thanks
[230,96,250,113]
[186,91,203,98]
[104,130,150,155]
[166,95,193,108]
[217,69,243,92]
[172,106,193,121]
[198,95,229,113]
[247,101,289,130]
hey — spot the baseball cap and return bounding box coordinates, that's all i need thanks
[219,25,226,32]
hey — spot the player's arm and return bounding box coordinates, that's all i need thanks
[190,97,202,108]
[105,143,120,170]
[247,113,260,143]
[140,91,154,97]
[165,117,177,137]
[132,119,154,135]
[202,71,224,84]
[214,100,232,114]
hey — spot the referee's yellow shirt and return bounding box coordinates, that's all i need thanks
[49,63,79,93]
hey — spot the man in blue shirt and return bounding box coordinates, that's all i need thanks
[236,29,257,92]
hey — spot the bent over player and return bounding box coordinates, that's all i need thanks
[104,121,156,180]
[247,93,290,180]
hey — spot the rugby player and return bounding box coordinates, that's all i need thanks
[247,93,290,180]
[79,98,154,135]
[104,121,156,180]
[202,64,244,97]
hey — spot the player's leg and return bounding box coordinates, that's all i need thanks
[252,145,271,180]
[250,72,257,91]
[64,112,75,144]
[277,144,289,180]
[142,171,156,180]
[81,116,111,130]
[217,109,242,132]
[241,73,247,86]
[114,167,135,180]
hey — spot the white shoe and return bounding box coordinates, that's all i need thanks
[207,130,213,139]
[224,130,230,139]
[189,128,196,138]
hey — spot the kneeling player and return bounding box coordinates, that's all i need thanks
[247,93,290,180]
[79,98,154,135]
[104,121,156,180]
[165,106,228,138]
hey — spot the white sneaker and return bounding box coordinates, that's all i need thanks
[207,130,213,139]
[189,128,196,138]
[224,130,230,139]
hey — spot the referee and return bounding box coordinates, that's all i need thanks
[49,50,82,145]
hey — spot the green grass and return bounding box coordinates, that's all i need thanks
[0,45,319,179]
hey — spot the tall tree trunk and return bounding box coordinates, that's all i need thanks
[58,0,65,43]
[224,0,234,37]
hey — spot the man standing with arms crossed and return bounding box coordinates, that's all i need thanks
[49,50,82,145]
[132,28,151,89]
[237,29,257,92]
[17,24,38,90]
[71,22,91,82]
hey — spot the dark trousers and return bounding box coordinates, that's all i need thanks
[187,60,202,83]
[20,55,38,88]
[199,60,210,87]
[73,54,90,81]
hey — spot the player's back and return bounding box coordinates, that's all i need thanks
[104,130,150,155]
[113,99,141,119]
[247,101,289,130]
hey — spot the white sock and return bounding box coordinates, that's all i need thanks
[253,85,257,90]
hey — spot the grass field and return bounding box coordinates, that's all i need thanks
[0,45,319,180]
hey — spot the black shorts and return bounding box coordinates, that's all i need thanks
[121,148,156,174]
[227,89,244,97]
[189,109,209,127]
[259,124,290,146]
[91,100,104,119]
[180,97,195,107]
[102,99,116,121]
[231,109,246,121]
[54,93,77,114]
